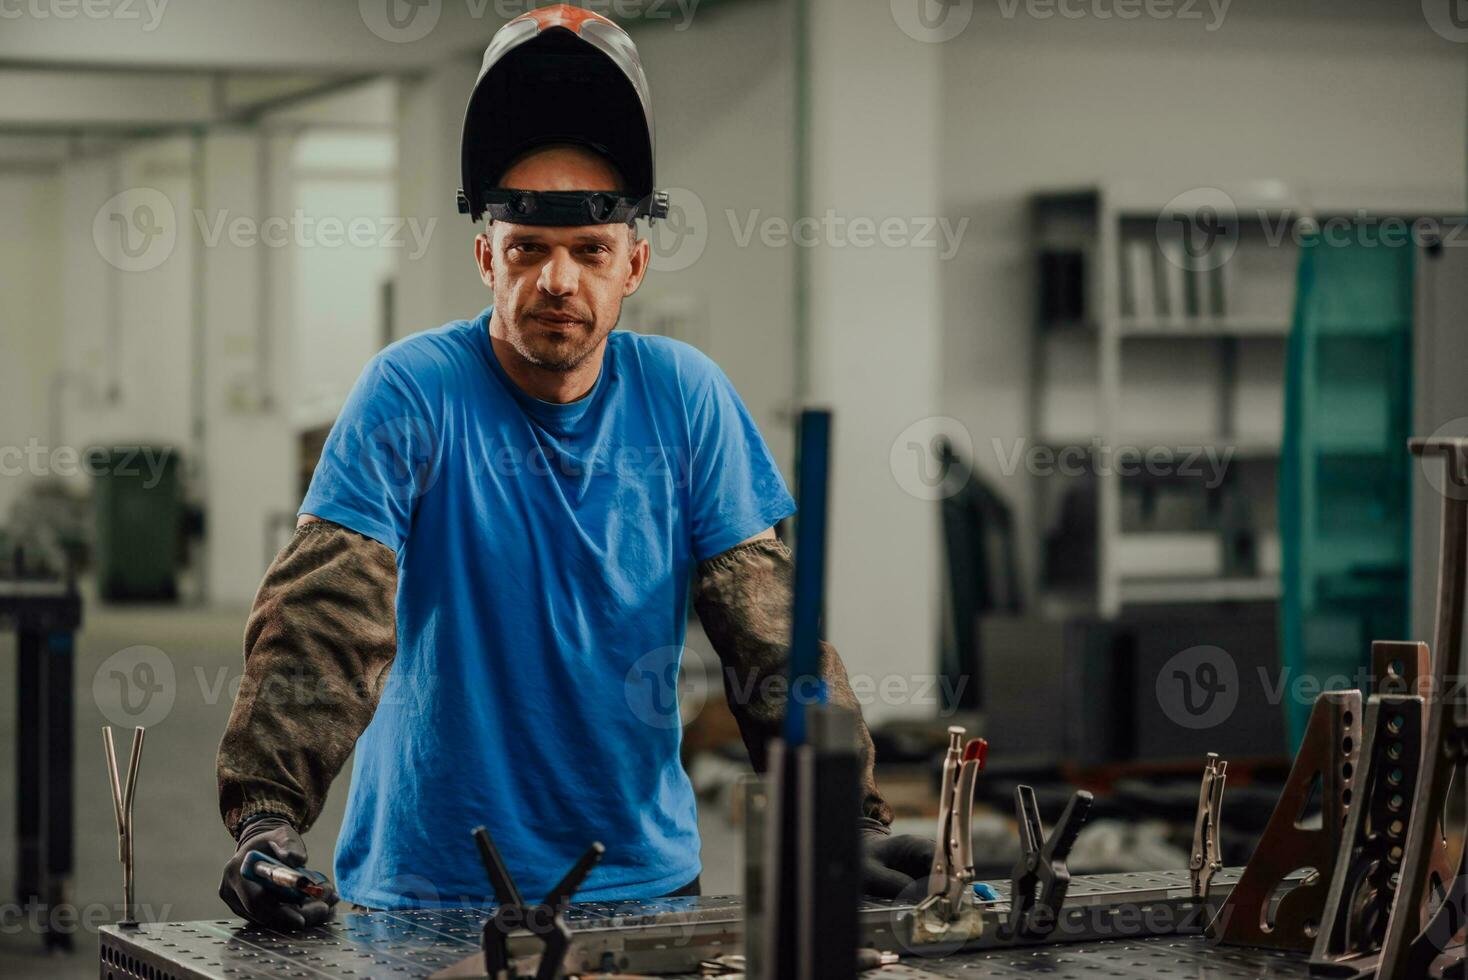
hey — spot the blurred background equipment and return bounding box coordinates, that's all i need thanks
[90,447,182,602]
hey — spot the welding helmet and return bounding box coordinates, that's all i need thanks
[457,4,668,226]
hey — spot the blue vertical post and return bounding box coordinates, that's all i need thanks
[784,408,831,748]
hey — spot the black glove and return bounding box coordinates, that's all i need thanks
[220,815,337,929]
[860,818,937,898]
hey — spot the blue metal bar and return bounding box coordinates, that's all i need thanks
[784,408,832,747]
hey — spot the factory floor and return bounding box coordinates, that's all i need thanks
[0,599,744,980]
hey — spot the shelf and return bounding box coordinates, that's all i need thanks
[1120,317,1290,337]
[1040,318,1291,337]
[1038,434,1281,458]
[1119,576,1280,605]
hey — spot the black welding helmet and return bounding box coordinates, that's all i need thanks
[458,4,669,226]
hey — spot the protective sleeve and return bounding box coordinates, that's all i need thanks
[692,536,893,825]
[216,520,398,836]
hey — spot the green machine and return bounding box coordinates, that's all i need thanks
[91,446,182,602]
[1279,231,1414,750]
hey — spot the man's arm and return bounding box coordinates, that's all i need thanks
[216,516,398,835]
[691,529,892,824]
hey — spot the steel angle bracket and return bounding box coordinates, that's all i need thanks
[1375,437,1468,980]
[1309,642,1445,977]
[1215,690,1362,951]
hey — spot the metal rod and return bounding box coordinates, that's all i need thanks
[784,408,832,748]
[103,726,144,925]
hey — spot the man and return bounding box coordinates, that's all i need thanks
[216,5,932,929]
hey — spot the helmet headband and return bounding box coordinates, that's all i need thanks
[481,188,669,226]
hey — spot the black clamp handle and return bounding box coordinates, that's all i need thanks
[474,826,604,980]
[1007,786,1093,940]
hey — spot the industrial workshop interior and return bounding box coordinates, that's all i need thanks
[6,1,1468,979]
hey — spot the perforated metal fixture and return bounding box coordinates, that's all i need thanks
[96,869,1343,980]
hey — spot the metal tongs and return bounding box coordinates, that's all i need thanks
[104,725,145,927]
[922,727,988,920]
[1189,753,1227,900]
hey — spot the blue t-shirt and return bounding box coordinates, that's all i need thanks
[300,308,795,908]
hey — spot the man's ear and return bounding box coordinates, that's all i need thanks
[475,230,494,288]
[623,233,651,298]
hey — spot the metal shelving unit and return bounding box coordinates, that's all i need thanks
[1030,180,1461,618]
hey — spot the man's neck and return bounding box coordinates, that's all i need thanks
[487,310,605,404]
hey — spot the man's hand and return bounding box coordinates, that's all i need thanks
[220,816,337,929]
[860,818,937,898]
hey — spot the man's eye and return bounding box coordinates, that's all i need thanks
[581,244,610,257]
[508,243,544,256]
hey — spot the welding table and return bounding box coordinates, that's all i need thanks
[98,869,1331,980]
[2,575,82,951]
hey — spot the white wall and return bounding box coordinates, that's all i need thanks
[0,170,62,522]
[937,1,1468,593]
[50,83,400,605]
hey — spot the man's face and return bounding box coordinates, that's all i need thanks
[475,145,650,373]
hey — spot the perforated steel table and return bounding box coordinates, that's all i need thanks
[97,870,1320,980]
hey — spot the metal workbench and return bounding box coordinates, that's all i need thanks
[2,574,83,951]
[97,869,1327,980]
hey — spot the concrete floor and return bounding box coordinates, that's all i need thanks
[0,599,743,980]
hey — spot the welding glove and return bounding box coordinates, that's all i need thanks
[860,818,937,898]
[220,815,337,929]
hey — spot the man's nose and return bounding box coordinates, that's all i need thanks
[537,249,580,297]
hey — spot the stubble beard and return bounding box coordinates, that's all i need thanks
[508,310,614,373]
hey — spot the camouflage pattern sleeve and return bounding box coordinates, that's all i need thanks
[692,537,894,826]
[216,520,398,837]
